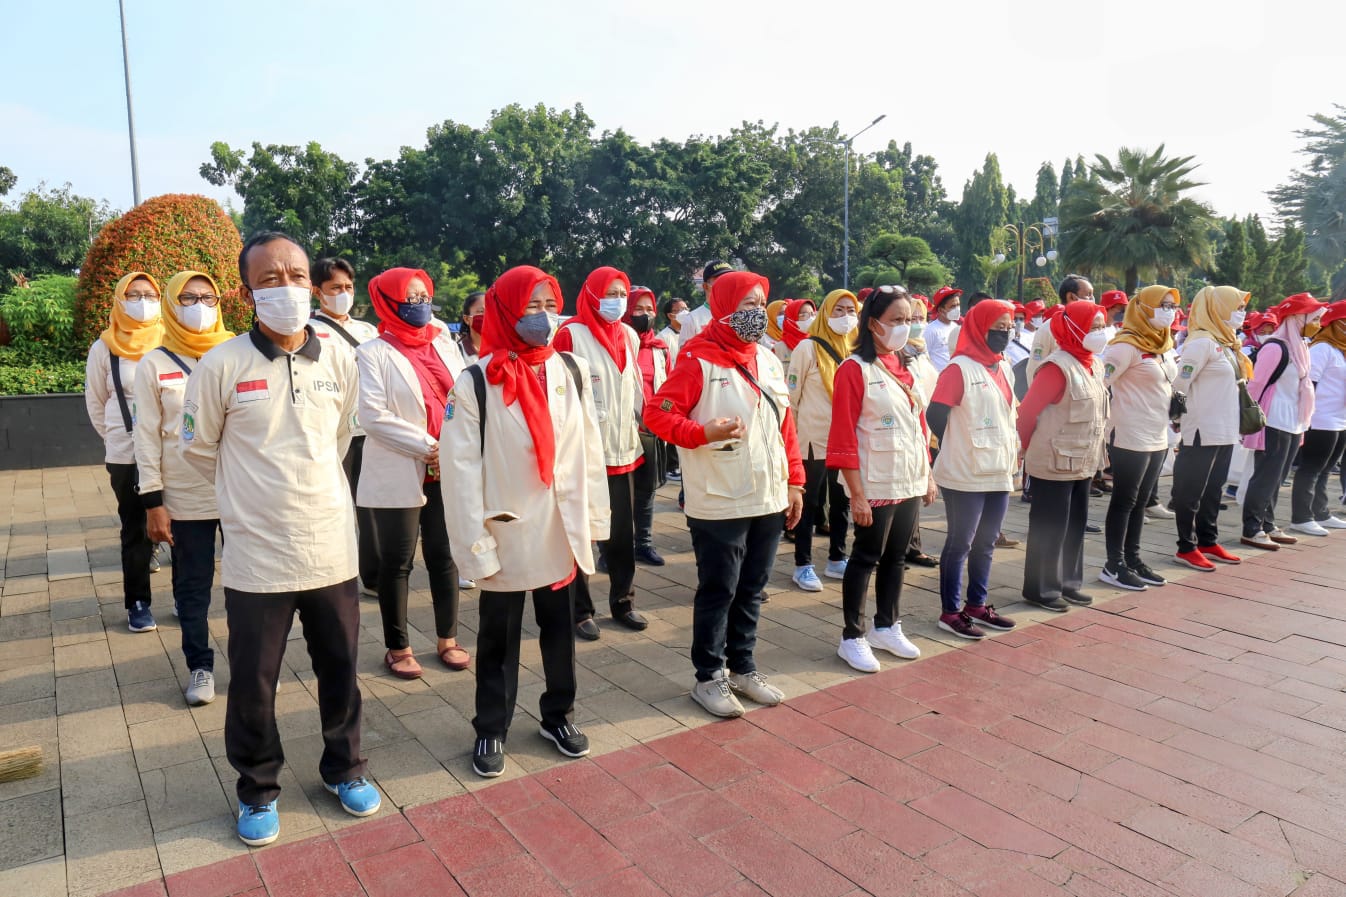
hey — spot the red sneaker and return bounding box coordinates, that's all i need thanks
[1198,543,1242,565]
[1175,550,1216,571]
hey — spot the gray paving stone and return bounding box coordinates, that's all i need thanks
[63,800,159,897]
[0,661,54,706]
[53,640,112,679]
[153,816,250,878]
[128,715,208,771]
[141,757,232,832]
[61,749,144,816]
[46,548,90,581]
[55,666,120,715]
[0,789,63,872]
[0,857,66,897]
[48,597,99,623]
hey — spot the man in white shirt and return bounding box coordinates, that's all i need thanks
[181,232,379,846]
[924,286,963,372]
[658,296,689,355]
[678,260,734,345]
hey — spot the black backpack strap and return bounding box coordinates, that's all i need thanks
[558,352,586,402]
[315,314,362,349]
[108,352,134,433]
[157,347,193,376]
[466,364,487,455]
[733,362,782,429]
[807,335,843,366]
[1258,338,1292,401]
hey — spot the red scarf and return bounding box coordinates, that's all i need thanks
[680,271,770,372]
[560,266,631,372]
[782,299,816,351]
[952,299,1016,366]
[480,266,563,486]
[369,267,436,348]
[1050,301,1104,366]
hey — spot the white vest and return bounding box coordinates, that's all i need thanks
[932,356,1020,492]
[566,323,642,468]
[1023,351,1109,481]
[838,358,930,502]
[680,346,791,520]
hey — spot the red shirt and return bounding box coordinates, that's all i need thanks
[930,361,1014,408]
[826,354,929,471]
[1015,363,1068,450]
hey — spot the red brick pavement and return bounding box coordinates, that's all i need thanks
[104,541,1346,897]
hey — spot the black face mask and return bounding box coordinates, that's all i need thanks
[985,329,1011,355]
[630,313,653,334]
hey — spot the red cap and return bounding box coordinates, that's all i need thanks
[1023,300,1046,319]
[932,286,962,306]
[856,287,874,304]
[1273,292,1328,319]
[1100,290,1128,310]
[1320,300,1346,328]
[1011,302,1025,315]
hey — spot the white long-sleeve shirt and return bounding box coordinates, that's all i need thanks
[924,319,957,372]
[84,340,141,464]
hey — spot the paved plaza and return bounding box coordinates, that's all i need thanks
[3,464,1346,896]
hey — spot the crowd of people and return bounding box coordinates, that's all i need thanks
[84,233,1345,847]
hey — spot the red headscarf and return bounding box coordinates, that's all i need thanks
[480,266,563,487]
[1050,301,1104,365]
[369,267,437,348]
[560,266,632,372]
[681,271,770,369]
[953,299,1016,366]
[781,299,816,351]
[1023,300,1046,321]
[624,287,667,352]
[1045,303,1066,321]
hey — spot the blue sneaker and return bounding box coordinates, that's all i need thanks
[324,776,381,817]
[128,601,157,632]
[236,800,279,846]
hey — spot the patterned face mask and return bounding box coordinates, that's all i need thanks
[723,307,768,344]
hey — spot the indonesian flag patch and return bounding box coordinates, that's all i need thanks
[236,378,270,403]
[158,371,184,382]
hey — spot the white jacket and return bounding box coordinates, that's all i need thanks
[132,348,217,520]
[84,339,141,464]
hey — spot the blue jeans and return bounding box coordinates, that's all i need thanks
[171,518,220,672]
[687,513,781,681]
[938,489,1009,614]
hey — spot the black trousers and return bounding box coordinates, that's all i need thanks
[633,432,667,550]
[107,463,152,609]
[796,457,848,566]
[1292,429,1346,523]
[171,518,219,671]
[687,513,780,681]
[1023,477,1091,601]
[1104,446,1166,568]
[473,586,577,739]
[370,481,459,650]
[842,499,919,640]
[1170,435,1233,553]
[1244,427,1300,536]
[224,578,364,805]
[342,436,381,591]
[576,471,637,620]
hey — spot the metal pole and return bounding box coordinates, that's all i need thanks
[843,141,850,290]
[118,0,142,206]
[1016,222,1026,303]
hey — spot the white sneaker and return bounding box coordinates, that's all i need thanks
[1144,503,1175,519]
[1320,516,1346,530]
[823,558,848,579]
[728,670,784,705]
[185,669,215,706]
[690,670,744,718]
[838,637,880,673]
[459,577,476,589]
[1289,520,1330,537]
[792,565,823,592]
[866,624,921,660]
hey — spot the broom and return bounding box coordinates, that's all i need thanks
[0,746,44,783]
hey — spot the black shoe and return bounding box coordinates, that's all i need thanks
[815,523,831,536]
[1084,522,1102,534]
[1062,588,1095,606]
[472,737,505,778]
[540,722,590,758]
[1020,492,1033,503]
[1129,562,1167,586]
[1024,594,1070,613]
[906,552,939,568]
[635,546,665,566]
[1098,564,1148,592]
[575,617,601,641]
[613,608,648,631]
[782,528,796,543]
[1090,487,1103,497]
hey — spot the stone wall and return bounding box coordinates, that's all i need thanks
[0,394,104,470]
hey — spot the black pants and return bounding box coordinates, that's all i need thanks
[633,432,667,550]
[370,481,459,650]
[1243,427,1299,536]
[171,518,219,671]
[796,457,848,566]
[1293,429,1346,523]
[576,472,637,620]
[342,436,381,591]
[1023,477,1090,601]
[687,513,780,681]
[940,489,1009,615]
[473,585,577,739]
[224,578,364,805]
[1104,446,1166,568]
[842,499,919,640]
[107,463,152,609]
[1170,434,1233,553]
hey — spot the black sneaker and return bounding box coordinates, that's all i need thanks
[1062,588,1095,606]
[540,723,590,758]
[1129,562,1167,586]
[635,546,665,566]
[1098,564,1148,592]
[1024,594,1070,613]
[472,737,505,778]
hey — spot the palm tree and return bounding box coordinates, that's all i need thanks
[1060,146,1214,294]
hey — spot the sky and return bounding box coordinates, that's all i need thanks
[4,0,1343,227]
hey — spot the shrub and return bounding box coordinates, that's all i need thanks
[0,274,80,362]
[75,194,245,347]
[0,360,85,394]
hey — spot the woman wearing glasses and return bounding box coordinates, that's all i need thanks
[356,267,469,679]
[132,272,235,703]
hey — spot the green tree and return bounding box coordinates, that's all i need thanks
[1270,225,1314,297]
[0,184,117,285]
[1244,215,1276,306]
[952,154,1009,291]
[1212,218,1248,287]
[0,166,16,197]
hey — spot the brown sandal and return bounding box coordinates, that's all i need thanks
[438,643,471,671]
[384,649,422,680]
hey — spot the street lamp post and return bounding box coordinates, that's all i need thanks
[838,114,885,290]
[994,222,1058,303]
[118,0,142,207]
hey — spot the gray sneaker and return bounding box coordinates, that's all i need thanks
[691,671,744,718]
[185,669,215,706]
[729,670,784,706]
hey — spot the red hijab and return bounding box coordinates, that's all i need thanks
[782,299,816,351]
[480,266,563,487]
[681,271,770,369]
[1050,301,1104,365]
[561,266,631,372]
[369,267,437,348]
[624,287,667,351]
[953,299,1016,366]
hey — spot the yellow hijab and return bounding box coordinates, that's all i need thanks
[807,289,859,398]
[161,271,235,359]
[765,299,787,342]
[1310,318,1346,356]
[1111,285,1178,355]
[907,294,929,353]
[100,272,165,361]
[1188,285,1252,378]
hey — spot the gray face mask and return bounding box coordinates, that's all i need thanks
[515,311,553,347]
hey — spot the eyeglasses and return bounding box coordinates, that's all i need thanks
[125,291,159,301]
[177,293,220,307]
[872,284,908,296]
[403,295,432,305]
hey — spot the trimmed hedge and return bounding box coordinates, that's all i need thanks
[0,360,85,395]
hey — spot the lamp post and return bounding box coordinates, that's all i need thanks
[118,0,142,206]
[994,222,1058,303]
[838,114,885,290]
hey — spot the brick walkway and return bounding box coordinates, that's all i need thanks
[4,465,1346,896]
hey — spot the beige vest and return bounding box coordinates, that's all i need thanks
[933,356,1020,492]
[680,347,791,520]
[566,323,642,467]
[1023,350,1109,481]
[838,358,929,502]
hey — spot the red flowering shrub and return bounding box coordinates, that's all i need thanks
[75,194,246,346]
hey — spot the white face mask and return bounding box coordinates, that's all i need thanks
[1082,330,1109,353]
[776,313,786,330]
[667,310,681,324]
[878,322,910,352]
[598,297,625,322]
[1152,307,1177,329]
[323,291,354,316]
[944,306,961,323]
[252,285,312,336]
[175,302,217,333]
[796,313,816,329]
[1228,309,1247,328]
[1030,315,1044,329]
[827,313,858,335]
[122,298,160,322]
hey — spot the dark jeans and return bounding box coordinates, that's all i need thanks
[796,457,848,566]
[633,433,667,550]
[342,436,381,591]
[1243,427,1299,537]
[473,585,576,739]
[1293,429,1346,523]
[577,472,637,620]
[1024,477,1091,601]
[1170,435,1234,553]
[171,518,219,671]
[687,513,780,681]
[224,578,364,805]
[842,499,919,640]
[370,481,459,650]
[1104,446,1166,568]
[939,488,1009,615]
[107,463,152,609]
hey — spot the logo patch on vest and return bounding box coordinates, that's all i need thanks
[660,399,673,412]
[880,414,895,428]
[444,396,455,421]
[182,412,195,442]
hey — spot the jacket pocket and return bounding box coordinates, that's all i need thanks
[1049,435,1095,475]
[703,446,754,499]
[970,431,1011,476]
[864,432,904,484]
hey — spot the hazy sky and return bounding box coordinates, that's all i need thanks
[4,0,1341,226]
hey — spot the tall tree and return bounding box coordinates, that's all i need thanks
[1271,224,1314,297]
[952,154,1009,291]
[1244,215,1276,305]
[1212,218,1248,287]
[0,184,117,286]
